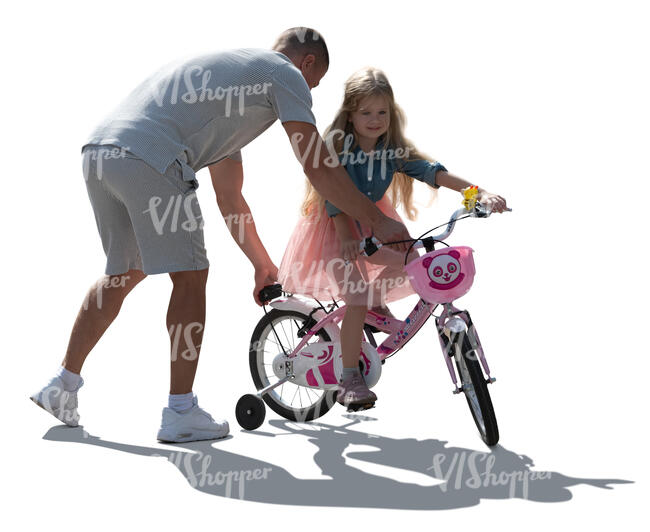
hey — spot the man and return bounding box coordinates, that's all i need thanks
[30,28,412,442]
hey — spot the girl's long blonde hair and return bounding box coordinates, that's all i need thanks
[301,67,439,221]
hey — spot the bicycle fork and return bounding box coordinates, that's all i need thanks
[435,303,496,394]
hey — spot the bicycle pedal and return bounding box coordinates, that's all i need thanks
[345,402,376,412]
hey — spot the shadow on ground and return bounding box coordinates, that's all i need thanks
[42,415,631,509]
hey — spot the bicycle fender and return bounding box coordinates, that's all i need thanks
[270,296,341,341]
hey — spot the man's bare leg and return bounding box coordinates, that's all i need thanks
[62,269,147,373]
[158,267,228,443]
[30,269,147,425]
[167,268,209,395]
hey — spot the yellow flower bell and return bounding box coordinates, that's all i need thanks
[462,186,479,210]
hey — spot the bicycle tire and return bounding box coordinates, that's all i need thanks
[249,309,337,423]
[452,333,499,446]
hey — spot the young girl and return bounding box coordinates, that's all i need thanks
[278,67,507,409]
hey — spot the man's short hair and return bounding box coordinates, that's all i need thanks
[272,27,329,67]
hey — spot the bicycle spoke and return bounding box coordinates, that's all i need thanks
[255,313,332,415]
[291,385,299,407]
[280,321,293,351]
[307,386,322,401]
[265,337,281,349]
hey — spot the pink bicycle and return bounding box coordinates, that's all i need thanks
[237,196,510,446]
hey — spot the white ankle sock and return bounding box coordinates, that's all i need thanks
[168,392,196,413]
[342,367,361,379]
[56,366,83,392]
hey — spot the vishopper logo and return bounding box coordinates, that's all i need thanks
[83,145,132,182]
[292,27,323,44]
[37,385,79,425]
[168,322,204,362]
[328,130,412,181]
[427,451,552,499]
[82,274,131,311]
[290,129,412,181]
[154,450,272,498]
[439,324,483,362]
[249,339,267,352]
[281,257,412,309]
[223,212,254,244]
[149,65,272,116]
[143,193,203,235]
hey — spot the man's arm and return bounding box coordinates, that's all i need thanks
[208,157,278,305]
[282,121,378,225]
[282,121,412,252]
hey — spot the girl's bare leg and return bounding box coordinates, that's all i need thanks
[340,305,368,369]
[330,260,378,405]
[331,246,418,369]
[327,258,371,368]
[365,247,419,317]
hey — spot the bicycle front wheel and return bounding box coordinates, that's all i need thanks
[452,333,499,446]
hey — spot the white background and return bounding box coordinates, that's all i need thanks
[3,0,648,529]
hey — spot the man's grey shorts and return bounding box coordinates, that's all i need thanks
[82,145,209,275]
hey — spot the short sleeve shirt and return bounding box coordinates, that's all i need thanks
[83,48,316,182]
[324,140,447,217]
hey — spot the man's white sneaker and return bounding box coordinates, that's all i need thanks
[30,376,82,427]
[157,401,229,443]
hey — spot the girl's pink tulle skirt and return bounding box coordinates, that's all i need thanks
[277,195,418,307]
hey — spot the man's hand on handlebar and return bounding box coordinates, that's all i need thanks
[253,262,279,306]
[371,213,412,253]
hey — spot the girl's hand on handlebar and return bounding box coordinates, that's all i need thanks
[478,190,509,213]
[340,237,361,262]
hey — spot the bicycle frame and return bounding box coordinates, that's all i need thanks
[433,302,494,393]
[274,293,494,394]
[281,297,435,362]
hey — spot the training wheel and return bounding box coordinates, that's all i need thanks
[236,394,266,430]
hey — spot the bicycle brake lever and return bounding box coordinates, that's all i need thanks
[474,202,490,218]
[474,202,512,217]
[345,237,382,266]
[361,236,381,257]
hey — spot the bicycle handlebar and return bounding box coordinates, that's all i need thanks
[357,201,511,257]
[263,199,511,298]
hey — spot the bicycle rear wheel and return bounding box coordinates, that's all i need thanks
[451,333,499,446]
[249,309,337,423]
